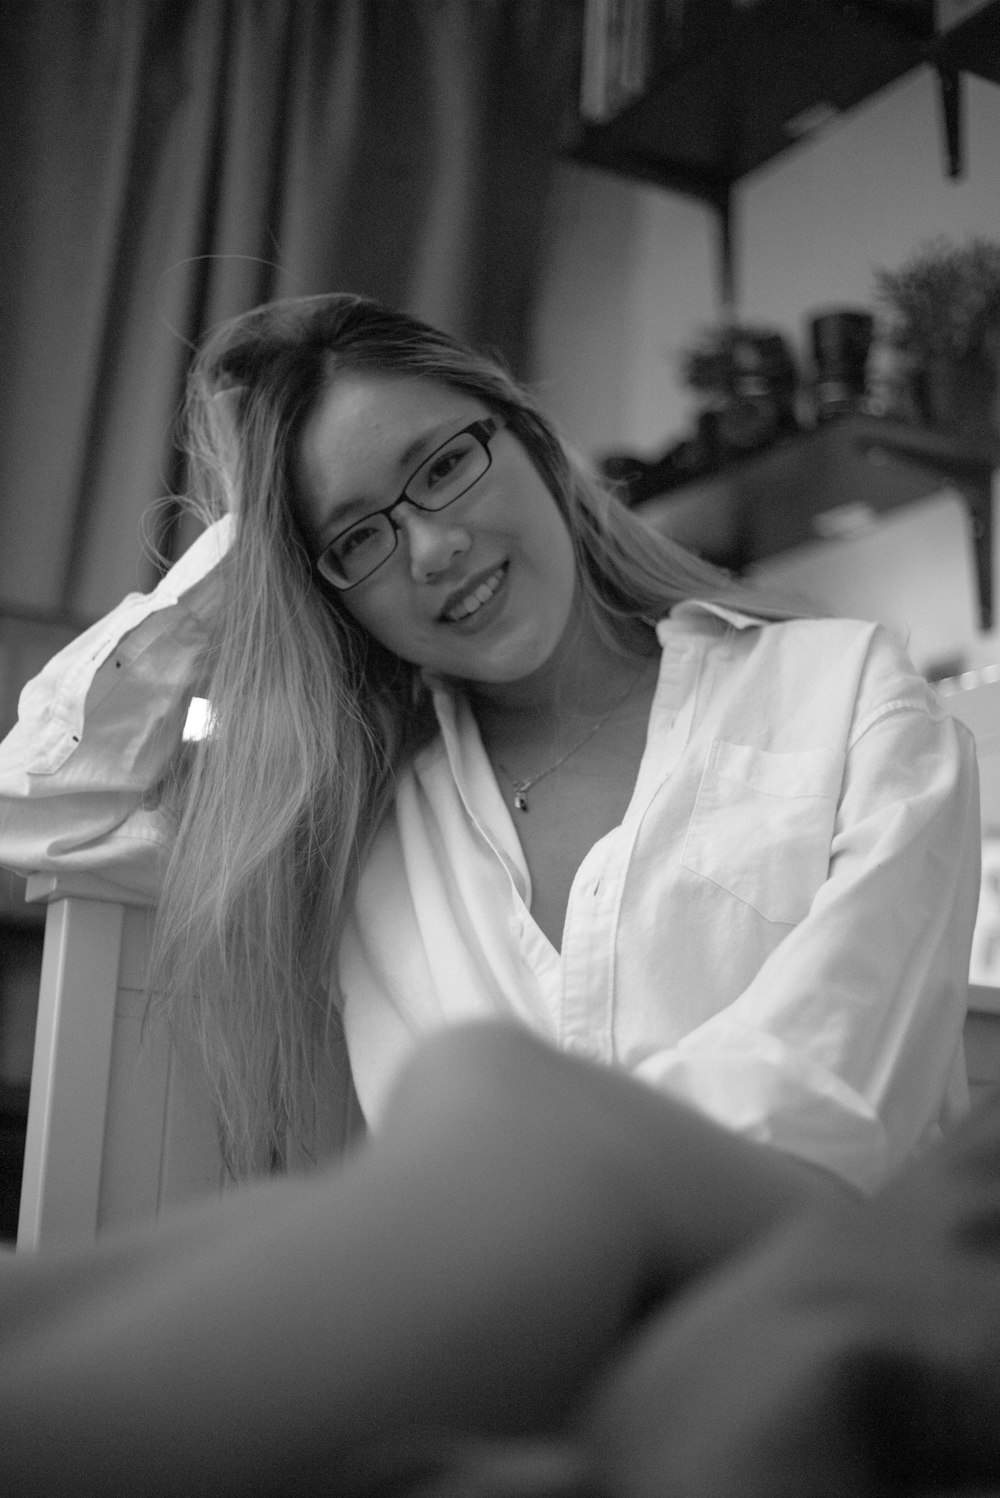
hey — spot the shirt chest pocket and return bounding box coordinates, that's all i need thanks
[681,741,845,925]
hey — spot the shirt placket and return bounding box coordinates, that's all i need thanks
[558,834,626,1063]
[557,631,707,1066]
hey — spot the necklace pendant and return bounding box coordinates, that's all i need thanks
[513,788,529,813]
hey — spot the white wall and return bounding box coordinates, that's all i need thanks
[531,66,1000,676]
[745,488,988,678]
[531,165,718,458]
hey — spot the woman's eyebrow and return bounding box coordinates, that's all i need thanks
[320,418,468,536]
[395,425,444,473]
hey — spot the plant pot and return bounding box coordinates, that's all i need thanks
[910,354,999,439]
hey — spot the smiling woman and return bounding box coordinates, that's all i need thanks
[297,373,581,689]
[0,293,981,1209]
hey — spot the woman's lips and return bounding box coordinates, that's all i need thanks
[441,563,508,623]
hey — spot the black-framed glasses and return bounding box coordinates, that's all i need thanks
[315,416,505,589]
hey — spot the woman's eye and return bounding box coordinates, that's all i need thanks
[338,523,380,558]
[425,447,465,488]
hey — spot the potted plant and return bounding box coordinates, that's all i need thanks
[873,236,1000,438]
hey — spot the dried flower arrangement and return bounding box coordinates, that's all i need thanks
[678,322,797,398]
[874,236,1000,364]
[676,323,800,454]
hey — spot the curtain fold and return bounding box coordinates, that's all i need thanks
[0,0,581,620]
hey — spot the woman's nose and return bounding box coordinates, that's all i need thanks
[398,506,471,581]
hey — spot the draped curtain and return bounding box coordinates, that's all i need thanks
[0,0,581,636]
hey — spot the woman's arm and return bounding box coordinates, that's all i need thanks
[0,517,231,901]
[0,1023,839,1497]
[635,629,980,1191]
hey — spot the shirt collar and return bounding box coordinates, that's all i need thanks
[667,598,770,630]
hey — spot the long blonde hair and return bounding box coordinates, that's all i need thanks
[152,293,800,1176]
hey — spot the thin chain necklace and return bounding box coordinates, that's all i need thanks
[494,665,650,813]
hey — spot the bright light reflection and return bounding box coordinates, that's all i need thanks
[183,697,215,741]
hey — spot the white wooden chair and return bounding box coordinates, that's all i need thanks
[17,873,363,1251]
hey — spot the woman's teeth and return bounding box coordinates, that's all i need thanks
[444,566,505,622]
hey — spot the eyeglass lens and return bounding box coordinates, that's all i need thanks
[324,429,490,586]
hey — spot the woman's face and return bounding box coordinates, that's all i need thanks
[296,372,580,688]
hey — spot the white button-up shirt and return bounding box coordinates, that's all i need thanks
[340,607,980,1191]
[0,519,981,1190]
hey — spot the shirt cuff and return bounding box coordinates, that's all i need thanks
[634,1020,890,1192]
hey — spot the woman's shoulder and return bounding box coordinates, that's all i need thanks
[749,615,951,742]
[664,600,885,658]
[748,614,933,703]
[669,604,941,733]
[759,612,886,655]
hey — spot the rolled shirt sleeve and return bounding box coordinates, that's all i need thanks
[0,517,232,901]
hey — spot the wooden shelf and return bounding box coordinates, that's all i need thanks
[933,2,1000,85]
[567,0,1000,255]
[568,0,932,205]
[633,415,998,628]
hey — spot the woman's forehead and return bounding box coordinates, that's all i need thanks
[310,372,483,457]
[296,371,486,524]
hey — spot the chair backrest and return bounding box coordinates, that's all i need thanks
[17,875,363,1251]
[17,790,1000,1251]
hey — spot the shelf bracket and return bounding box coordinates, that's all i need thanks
[710,184,736,314]
[947,466,995,632]
[935,61,964,178]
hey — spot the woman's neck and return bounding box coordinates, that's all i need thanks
[463,609,658,729]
